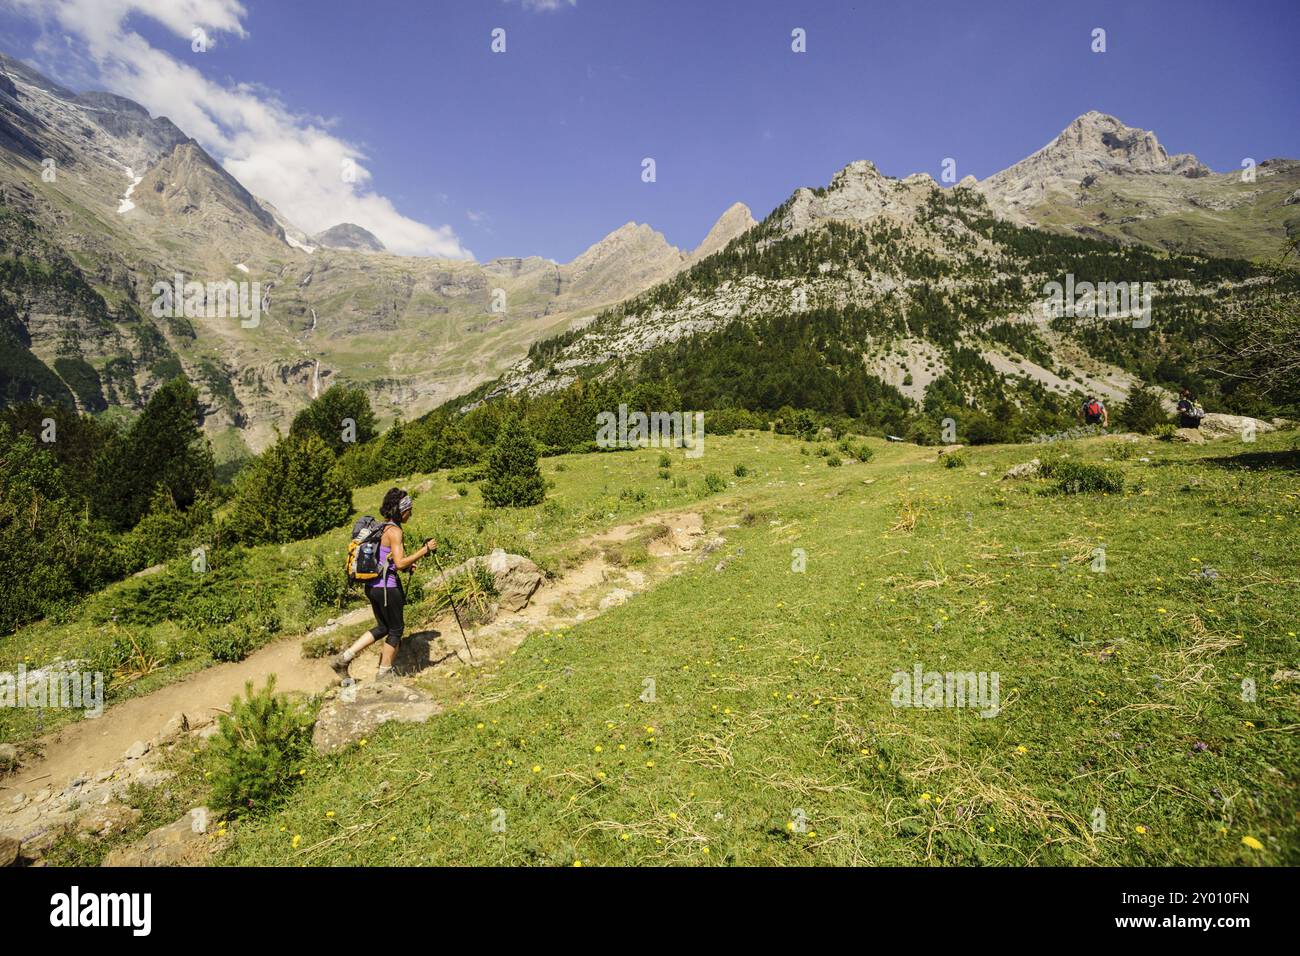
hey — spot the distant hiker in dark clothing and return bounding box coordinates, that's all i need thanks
[331,488,436,682]
[1176,388,1205,429]
[1080,395,1109,428]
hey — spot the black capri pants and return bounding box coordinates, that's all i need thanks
[365,584,405,648]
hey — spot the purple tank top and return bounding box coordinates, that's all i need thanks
[377,540,399,587]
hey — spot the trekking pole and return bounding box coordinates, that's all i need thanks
[430,548,476,663]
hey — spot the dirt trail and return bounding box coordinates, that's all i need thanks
[3,633,340,801]
[1,509,711,806]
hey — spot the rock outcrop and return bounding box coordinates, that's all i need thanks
[0,833,18,867]
[1001,459,1041,480]
[75,802,142,838]
[483,549,545,611]
[0,743,17,774]
[312,681,441,754]
[0,710,203,863]
[428,549,545,613]
[103,808,221,867]
[780,161,941,234]
[1197,413,1277,441]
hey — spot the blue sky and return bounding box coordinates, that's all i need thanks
[1,0,1297,261]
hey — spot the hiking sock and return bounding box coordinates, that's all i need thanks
[341,649,357,663]
[375,665,393,680]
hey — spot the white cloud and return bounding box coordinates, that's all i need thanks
[4,0,470,258]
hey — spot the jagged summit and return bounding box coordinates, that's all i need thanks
[979,111,1210,216]
[567,221,680,265]
[71,90,188,158]
[1055,111,1207,175]
[690,202,757,261]
[778,158,945,233]
[560,201,760,299]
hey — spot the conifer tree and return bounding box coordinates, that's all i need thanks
[289,384,378,455]
[229,433,351,543]
[481,416,545,508]
[94,378,213,530]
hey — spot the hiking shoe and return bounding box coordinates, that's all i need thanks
[373,666,396,683]
[329,653,351,680]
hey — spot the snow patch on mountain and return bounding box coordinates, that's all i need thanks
[116,166,142,214]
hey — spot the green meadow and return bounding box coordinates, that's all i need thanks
[208,428,1296,866]
[15,426,1300,866]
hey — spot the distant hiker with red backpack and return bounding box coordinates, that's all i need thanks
[1079,395,1109,429]
[331,488,436,682]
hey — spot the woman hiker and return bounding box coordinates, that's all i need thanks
[331,488,437,682]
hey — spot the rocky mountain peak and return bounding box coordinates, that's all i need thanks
[569,221,680,266]
[1051,111,1204,175]
[73,90,188,166]
[610,221,665,243]
[311,222,386,252]
[832,159,890,184]
[779,158,941,233]
[560,220,683,302]
[690,202,757,261]
[979,112,1210,216]
[135,140,282,238]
